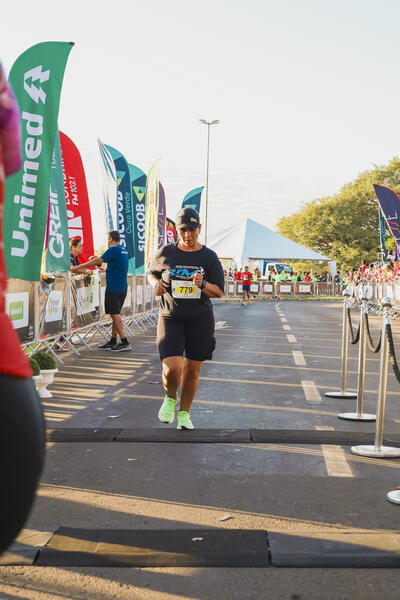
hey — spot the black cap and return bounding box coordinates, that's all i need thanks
[176,207,201,230]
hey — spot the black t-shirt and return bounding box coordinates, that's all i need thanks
[149,243,225,317]
[71,254,80,266]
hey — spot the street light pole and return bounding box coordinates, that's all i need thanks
[199,119,219,245]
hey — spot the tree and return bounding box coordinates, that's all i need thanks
[276,157,400,271]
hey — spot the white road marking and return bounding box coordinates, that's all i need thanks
[301,380,321,403]
[280,317,287,323]
[283,324,291,331]
[287,334,297,343]
[215,321,230,329]
[316,426,354,478]
[292,351,306,366]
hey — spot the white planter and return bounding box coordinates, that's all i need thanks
[38,368,58,398]
[32,374,42,392]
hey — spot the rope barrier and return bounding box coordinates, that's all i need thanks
[386,322,400,384]
[364,312,382,354]
[346,307,360,344]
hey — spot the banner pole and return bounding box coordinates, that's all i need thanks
[66,272,72,338]
[33,281,40,345]
[132,275,144,332]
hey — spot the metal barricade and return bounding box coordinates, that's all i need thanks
[261,281,275,296]
[67,272,102,351]
[134,274,149,329]
[130,276,145,331]
[276,282,293,296]
[249,281,260,297]
[6,278,36,345]
[235,281,243,296]
[226,279,236,298]
[38,276,68,340]
[295,282,313,295]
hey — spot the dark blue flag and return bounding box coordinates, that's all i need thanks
[129,164,147,275]
[373,184,400,250]
[105,145,135,274]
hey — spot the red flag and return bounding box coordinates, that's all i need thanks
[166,217,176,244]
[59,131,94,263]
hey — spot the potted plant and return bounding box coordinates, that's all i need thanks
[29,356,41,382]
[29,356,47,396]
[31,351,58,398]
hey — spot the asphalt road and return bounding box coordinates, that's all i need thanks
[2,299,400,599]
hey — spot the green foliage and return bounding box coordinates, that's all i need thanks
[276,157,400,271]
[288,260,329,275]
[32,351,57,371]
[386,237,395,252]
[29,357,40,376]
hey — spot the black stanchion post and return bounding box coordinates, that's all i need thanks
[338,292,376,421]
[325,288,357,399]
[351,296,400,458]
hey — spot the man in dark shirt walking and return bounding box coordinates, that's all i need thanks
[77,230,131,352]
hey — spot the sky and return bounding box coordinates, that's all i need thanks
[3,0,400,247]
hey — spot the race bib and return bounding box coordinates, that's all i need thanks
[171,280,201,299]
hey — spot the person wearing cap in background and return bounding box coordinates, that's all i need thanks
[148,207,225,430]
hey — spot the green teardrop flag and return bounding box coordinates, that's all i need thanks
[4,41,73,281]
[45,130,71,272]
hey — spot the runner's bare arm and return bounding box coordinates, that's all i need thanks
[191,273,224,298]
[148,273,167,296]
[200,282,224,298]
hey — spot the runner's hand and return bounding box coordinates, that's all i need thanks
[154,280,168,296]
[191,272,203,288]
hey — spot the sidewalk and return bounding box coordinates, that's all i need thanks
[1,301,400,599]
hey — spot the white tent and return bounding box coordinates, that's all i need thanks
[208,218,334,270]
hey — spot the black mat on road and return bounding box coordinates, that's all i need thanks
[116,428,251,442]
[47,428,121,442]
[36,527,269,567]
[46,428,400,445]
[269,531,400,568]
[34,528,400,568]
[250,429,400,446]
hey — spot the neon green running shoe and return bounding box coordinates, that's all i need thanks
[158,396,176,424]
[177,411,194,430]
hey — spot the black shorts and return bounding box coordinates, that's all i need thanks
[242,284,250,291]
[157,312,216,362]
[105,290,127,315]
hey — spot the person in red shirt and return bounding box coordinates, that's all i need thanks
[241,266,252,305]
[0,62,45,555]
[361,259,368,274]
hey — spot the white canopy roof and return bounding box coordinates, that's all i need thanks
[208,218,331,261]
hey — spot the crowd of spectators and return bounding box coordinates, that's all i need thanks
[345,258,400,285]
[222,257,400,289]
[223,268,341,284]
